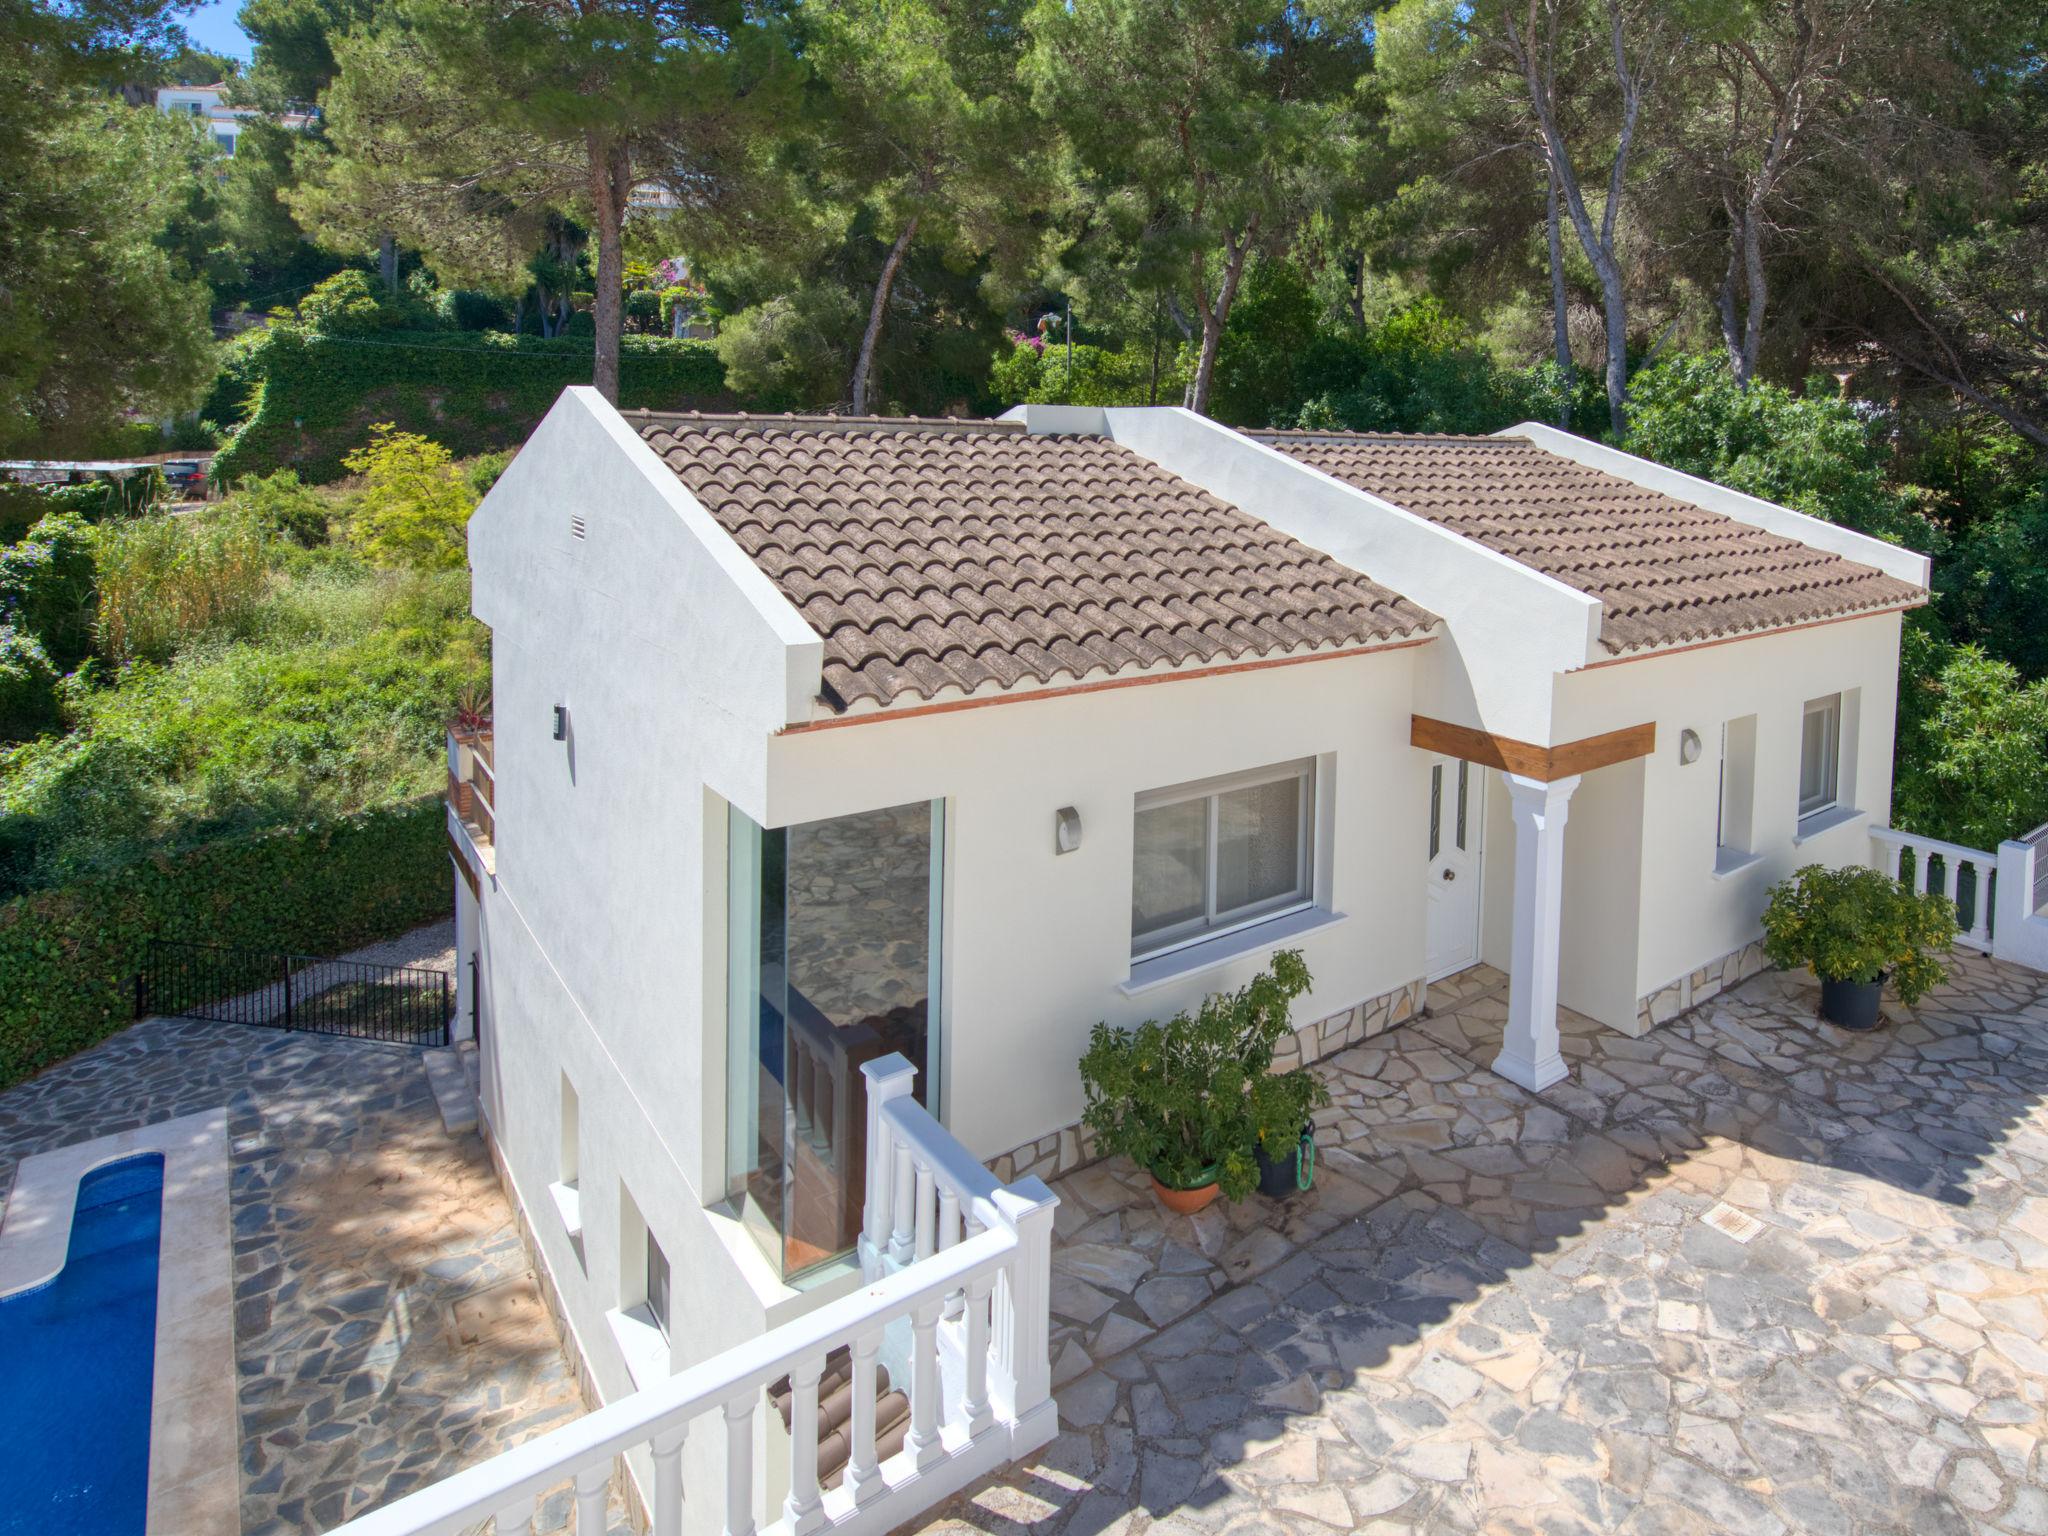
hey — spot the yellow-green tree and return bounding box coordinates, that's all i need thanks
[342,424,475,570]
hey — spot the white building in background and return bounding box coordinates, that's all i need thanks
[439,389,1934,1532]
[153,82,315,156]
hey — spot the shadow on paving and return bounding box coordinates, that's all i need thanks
[0,1012,602,1535]
[921,952,2048,1535]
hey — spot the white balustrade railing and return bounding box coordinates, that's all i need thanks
[1871,826,1997,952]
[324,1054,1057,1536]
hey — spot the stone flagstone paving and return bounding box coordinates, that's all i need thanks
[0,1010,609,1535]
[920,951,2048,1536]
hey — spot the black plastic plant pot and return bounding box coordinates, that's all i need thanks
[1256,1128,1316,1199]
[1819,975,1884,1030]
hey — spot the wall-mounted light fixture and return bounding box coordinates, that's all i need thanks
[1678,727,1702,765]
[553,704,569,742]
[1054,805,1082,855]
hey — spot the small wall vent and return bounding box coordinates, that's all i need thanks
[569,513,588,541]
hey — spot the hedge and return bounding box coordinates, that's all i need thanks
[0,796,454,1090]
[212,327,730,484]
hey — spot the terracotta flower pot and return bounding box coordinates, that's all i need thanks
[1150,1172,1221,1215]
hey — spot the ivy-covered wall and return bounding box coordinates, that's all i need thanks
[0,797,453,1090]
[213,329,729,484]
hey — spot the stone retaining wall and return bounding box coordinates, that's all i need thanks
[1635,937,1771,1033]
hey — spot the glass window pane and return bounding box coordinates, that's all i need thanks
[1800,701,1837,814]
[646,1234,671,1339]
[1133,799,1208,941]
[728,800,938,1280]
[1455,762,1469,852]
[1215,775,1304,918]
[1428,765,1442,860]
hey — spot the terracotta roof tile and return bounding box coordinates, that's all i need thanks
[1258,432,1924,654]
[636,415,1435,712]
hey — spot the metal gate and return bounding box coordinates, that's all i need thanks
[136,939,452,1047]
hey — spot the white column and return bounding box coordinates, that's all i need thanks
[1495,772,1578,1093]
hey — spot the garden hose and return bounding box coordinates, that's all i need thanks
[1295,1133,1315,1191]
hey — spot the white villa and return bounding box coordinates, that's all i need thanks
[153,82,315,156]
[424,387,1978,1534]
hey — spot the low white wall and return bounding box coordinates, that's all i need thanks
[1553,610,1905,1006]
[764,647,1434,1163]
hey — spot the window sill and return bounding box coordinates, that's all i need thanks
[1121,907,1346,997]
[548,1180,583,1238]
[1793,805,1866,846]
[1712,848,1764,880]
[606,1304,670,1391]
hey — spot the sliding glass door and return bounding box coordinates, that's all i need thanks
[727,800,943,1279]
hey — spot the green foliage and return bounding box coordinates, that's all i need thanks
[0,511,98,669]
[211,324,726,484]
[464,450,514,499]
[1933,486,2048,679]
[0,797,451,1091]
[988,338,1163,407]
[1893,626,2048,850]
[438,288,512,332]
[1077,951,1329,1200]
[1760,863,1958,1005]
[0,627,59,743]
[342,424,477,570]
[93,509,271,667]
[1622,356,1927,545]
[232,469,334,547]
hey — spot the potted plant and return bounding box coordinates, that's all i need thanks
[1078,950,1329,1212]
[1760,863,1958,1029]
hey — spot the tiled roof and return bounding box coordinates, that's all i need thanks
[1258,432,1924,655]
[636,414,1436,713]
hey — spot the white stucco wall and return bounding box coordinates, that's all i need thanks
[1552,610,1905,1005]
[465,389,826,1523]
[763,646,1436,1162]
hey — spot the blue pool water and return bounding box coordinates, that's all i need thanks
[0,1154,165,1536]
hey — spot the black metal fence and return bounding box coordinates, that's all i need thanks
[137,939,451,1047]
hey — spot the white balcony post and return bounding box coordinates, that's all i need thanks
[1995,838,2048,970]
[963,1272,995,1436]
[906,1299,945,1470]
[889,1141,916,1267]
[650,1427,687,1536]
[860,1055,915,1272]
[721,1394,756,1536]
[987,1177,1058,1427]
[845,1327,885,1502]
[574,1463,608,1533]
[782,1353,826,1536]
[1496,772,1578,1091]
[493,1496,535,1536]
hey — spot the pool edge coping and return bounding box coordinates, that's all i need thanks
[0,1108,238,1536]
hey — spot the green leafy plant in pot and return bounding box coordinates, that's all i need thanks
[1760,863,1958,1029]
[1077,950,1329,1211]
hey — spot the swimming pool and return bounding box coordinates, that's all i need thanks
[0,1153,165,1536]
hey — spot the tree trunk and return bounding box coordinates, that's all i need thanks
[378,234,398,297]
[851,217,918,416]
[1594,253,1629,434]
[586,136,633,404]
[1545,162,1573,427]
[1187,228,1256,418]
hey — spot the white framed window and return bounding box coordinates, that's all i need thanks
[1132,759,1314,959]
[1798,694,1841,820]
[645,1230,671,1341]
[1717,715,1757,866]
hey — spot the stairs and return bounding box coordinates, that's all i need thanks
[768,1345,911,1490]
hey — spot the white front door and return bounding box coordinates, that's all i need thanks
[1424,754,1484,980]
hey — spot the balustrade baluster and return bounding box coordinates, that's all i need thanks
[493,1495,535,1535]
[650,1427,687,1536]
[939,1187,964,1318]
[846,1327,885,1501]
[783,1352,826,1535]
[722,1394,756,1536]
[906,1300,945,1470]
[574,1463,607,1533]
[889,1142,915,1264]
[914,1159,937,1261]
[963,1272,995,1436]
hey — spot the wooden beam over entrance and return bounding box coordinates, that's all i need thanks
[1411,715,1656,782]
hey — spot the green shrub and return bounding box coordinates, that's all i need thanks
[232,469,333,547]
[465,449,515,498]
[1893,626,2048,849]
[95,509,270,666]
[1760,863,1958,1005]
[343,424,476,571]
[211,326,727,484]
[438,288,511,332]
[0,627,60,742]
[1077,950,1329,1200]
[0,797,452,1090]
[0,511,99,668]
[989,337,1163,408]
